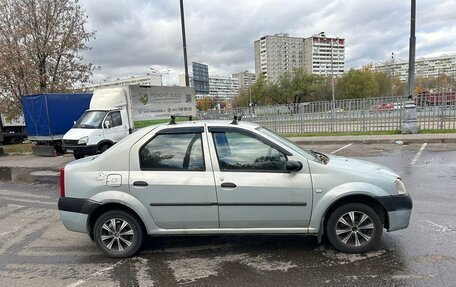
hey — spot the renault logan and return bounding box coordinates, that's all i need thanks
[58,119,412,257]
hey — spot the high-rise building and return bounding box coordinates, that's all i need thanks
[232,71,256,94]
[254,33,305,83]
[192,62,209,94]
[304,35,345,76]
[368,54,456,82]
[254,33,345,83]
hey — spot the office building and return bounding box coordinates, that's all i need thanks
[179,74,239,101]
[85,74,161,90]
[192,62,209,95]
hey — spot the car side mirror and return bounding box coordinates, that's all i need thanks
[104,121,111,129]
[286,160,303,172]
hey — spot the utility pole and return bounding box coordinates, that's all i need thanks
[179,0,189,87]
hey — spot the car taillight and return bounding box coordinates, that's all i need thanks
[59,167,65,197]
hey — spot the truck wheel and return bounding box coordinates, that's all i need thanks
[10,137,22,145]
[326,203,382,253]
[99,143,111,153]
[74,154,84,160]
[93,210,143,258]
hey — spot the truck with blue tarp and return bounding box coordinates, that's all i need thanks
[21,93,92,156]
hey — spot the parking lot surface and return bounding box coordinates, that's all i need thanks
[0,143,455,286]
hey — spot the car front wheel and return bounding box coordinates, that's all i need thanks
[326,203,382,253]
[93,210,144,258]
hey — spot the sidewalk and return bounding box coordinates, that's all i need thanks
[0,133,455,184]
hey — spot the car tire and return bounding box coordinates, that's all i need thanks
[74,154,84,160]
[99,143,111,153]
[93,210,144,258]
[326,203,382,253]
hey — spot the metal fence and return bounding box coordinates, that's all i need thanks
[197,96,456,134]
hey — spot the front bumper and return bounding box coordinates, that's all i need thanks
[63,144,98,155]
[375,194,413,232]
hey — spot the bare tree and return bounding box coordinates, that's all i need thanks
[0,0,95,119]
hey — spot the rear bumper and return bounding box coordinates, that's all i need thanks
[375,194,413,232]
[58,197,101,233]
[63,144,98,155]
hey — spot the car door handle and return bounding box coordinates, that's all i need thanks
[221,182,236,188]
[133,181,148,187]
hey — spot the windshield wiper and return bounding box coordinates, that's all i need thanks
[310,150,329,164]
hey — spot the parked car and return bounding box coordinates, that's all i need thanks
[58,118,412,257]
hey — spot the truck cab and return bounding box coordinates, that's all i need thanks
[63,109,130,159]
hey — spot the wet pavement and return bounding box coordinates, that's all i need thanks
[0,143,455,286]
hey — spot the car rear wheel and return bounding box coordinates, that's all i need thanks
[93,210,143,258]
[326,203,382,253]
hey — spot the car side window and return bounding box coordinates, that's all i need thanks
[104,111,122,128]
[140,133,205,171]
[111,111,122,127]
[212,131,287,171]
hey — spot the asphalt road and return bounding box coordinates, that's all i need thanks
[0,143,455,286]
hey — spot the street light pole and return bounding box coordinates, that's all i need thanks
[402,0,419,134]
[179,0,189,87]
[391,52,395,97]
[319,32,336,131]
[150,68,171,85]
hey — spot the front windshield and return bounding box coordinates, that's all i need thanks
[74,111,107,129]
[257,127,319,161]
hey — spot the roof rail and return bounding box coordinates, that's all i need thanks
[230,115,242,125]
[169,115,193,125]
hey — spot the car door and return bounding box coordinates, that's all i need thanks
[207,126,313,228]
[102,110,128,143]
[129,126,218,229]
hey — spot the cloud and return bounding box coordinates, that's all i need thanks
[79,0,456,84]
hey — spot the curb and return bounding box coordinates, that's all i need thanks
[291,138,456,145]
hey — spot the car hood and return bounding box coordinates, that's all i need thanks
[326,155,400,178]
[63,128,98,140]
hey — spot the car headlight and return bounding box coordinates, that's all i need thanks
[395,179,407,195]
[78,136,89,145]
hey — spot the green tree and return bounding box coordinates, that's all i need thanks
[336,69,379,99]
[196,97,215,111]
[0,0,95,119]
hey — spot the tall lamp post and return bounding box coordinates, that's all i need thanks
[402,0,419,134]
[391,52,395,97]
[319,32,337,131]
[179,0,189,87]
[150,68,171,85]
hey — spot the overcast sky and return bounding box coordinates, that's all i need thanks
[79,0,456,85]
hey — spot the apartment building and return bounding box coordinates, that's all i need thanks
[304,35,345,76]
[254,33,345,83]
[232,71,256,93]
[370,54,456,82]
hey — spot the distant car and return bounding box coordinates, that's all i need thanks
[369,102,394,112]
[58,118,412,257]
